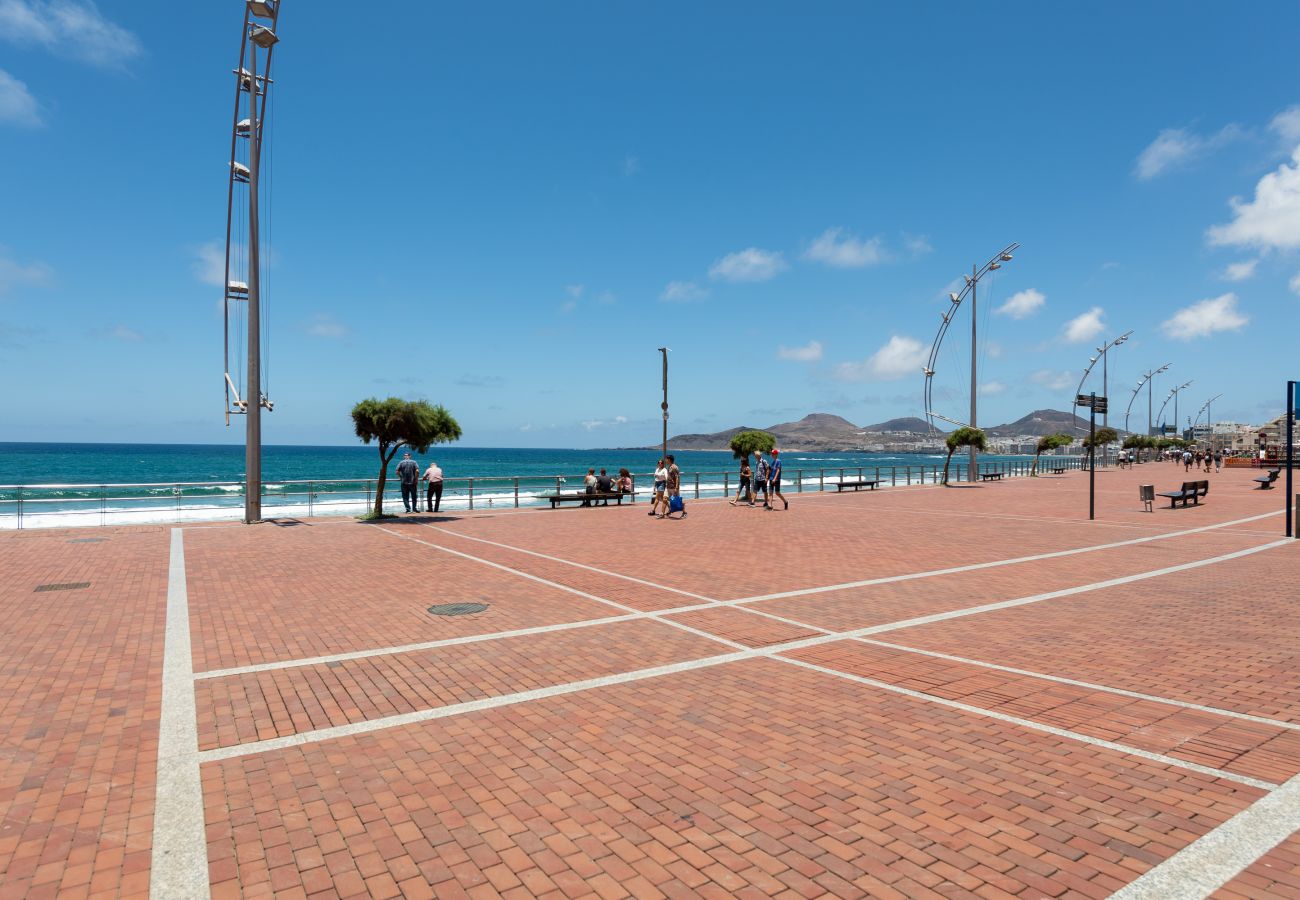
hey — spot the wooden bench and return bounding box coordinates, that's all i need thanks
[544,491,632,509]
[1254,468,1281,490]
[978,472,1005,482]
[1157,480,1209,508]
[834,480,881,492]
[1047,467,1067,475]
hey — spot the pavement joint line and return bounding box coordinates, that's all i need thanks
[1110,772,1300,899]
[196,509,1285,679]
[772,655,1280,791]
[194,612,646,680]
[855,638,1300,733]
[197,537,1292,778]
[731,509,1282,604]
[419,521,716,602]
[150,529,210,900]
[372,525,751,653]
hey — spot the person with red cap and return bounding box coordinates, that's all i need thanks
[767,448,788,510]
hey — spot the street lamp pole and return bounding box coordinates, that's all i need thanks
[969,264,977,482]
[658,348,669,466]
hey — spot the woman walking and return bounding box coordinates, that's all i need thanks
[649,459,668,517]
[730,457,752,506]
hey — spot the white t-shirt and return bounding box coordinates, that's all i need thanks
[423,464,442,483]
[654,466,667,483]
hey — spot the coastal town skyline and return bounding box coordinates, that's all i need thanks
[2,2,1299,448]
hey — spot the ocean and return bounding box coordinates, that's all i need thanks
[0,442,1070,529]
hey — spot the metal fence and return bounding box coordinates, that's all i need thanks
[0,456,1091,530]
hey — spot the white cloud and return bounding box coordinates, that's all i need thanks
[622,155,640,176]
[903,234,933,258]
[1134,125,1242,180]
[1221,259,1259,282]
[708,247,787,282]
[0,0,142,67]
[995,288,1045,320]
[0,246,53,295]
[191,241,225,286]
[595,291,616,306]
[1270,106,1300,145]
[660,280,708,302]
[0,68,40,127]
[1030,369,1075,391]
[97,323,141,341]
[1161,293,1248,340]
[979,381,1006,396]
[834,335,926,382]
[564,283,584,299]
[1062,307,1106,343]
[614,415,628,424]
[559,299,577,314]
[1207,147,1300,250]
[776,340,823,362]
[305,314,347,338]
[1290,273,1300,296]
[803,228,888,268]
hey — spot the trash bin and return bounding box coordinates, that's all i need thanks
[1140,484,1154,513]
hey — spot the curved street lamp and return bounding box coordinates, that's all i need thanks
[1071,330,1132,435]
[1156,380,1193,438]
[922,242,1020,482]
[1124,364,1170,437]
[1193,393,1224,441]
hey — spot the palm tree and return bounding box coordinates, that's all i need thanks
[942,426,987,485]
[1030,432,1074,476]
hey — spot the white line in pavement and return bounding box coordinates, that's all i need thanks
[420,521,715,602]
[856,638,1300,733]
[195,613,645,680]
[372,526,749,653]
[150,529,209,900]
[200,538,1291,785]
[776,655,1278,791]
[1110,772,1300,899]
[732,509,1281,604]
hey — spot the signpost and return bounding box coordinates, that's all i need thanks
[1288,381,1295,538]
[1077,393,1107,521]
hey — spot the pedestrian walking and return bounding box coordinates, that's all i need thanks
[730,457,752,506]
[665,454,685,518]
[753,450,770,509]
[1213,449,1223,472]
[768,448,788,510]
[422,459,444,513]
[396,451,420,513]
[649,459,668,517]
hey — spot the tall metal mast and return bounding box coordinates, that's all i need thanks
[223,1,282,524]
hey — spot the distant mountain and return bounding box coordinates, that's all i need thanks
[984,409,1090,437]
[662,408,1093,451]
[863,416,940,433]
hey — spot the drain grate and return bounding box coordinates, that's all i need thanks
[427,602,489,617]
[34,582,91,593]
[68,538,106,544]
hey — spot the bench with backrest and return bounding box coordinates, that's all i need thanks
[834,479,881,492]
[1254,468,1281,489]
[1047,466,1067,475]
[979,471,1005,482]
[1157,480,1209,508]
[544,491,632,509]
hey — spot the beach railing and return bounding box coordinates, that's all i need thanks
[0,456,1092,529]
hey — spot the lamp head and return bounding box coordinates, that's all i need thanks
[250,25,278,47]
[248,0,276,17]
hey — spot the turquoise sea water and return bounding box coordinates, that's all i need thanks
[0,442,1068,528]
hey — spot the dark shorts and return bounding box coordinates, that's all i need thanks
[770,478,781,492]
[753,479,767,493]
[739,476,751,488]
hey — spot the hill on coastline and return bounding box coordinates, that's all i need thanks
[663,409,1092,451]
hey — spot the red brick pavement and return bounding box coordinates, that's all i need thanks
[2,465,1297,897]
[0,528,168,900]
[1216,830,1300,898]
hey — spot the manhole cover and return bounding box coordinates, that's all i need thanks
[34,582,91,593]
[427,603,488,616]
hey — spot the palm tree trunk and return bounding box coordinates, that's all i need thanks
[1030,449,1041,477]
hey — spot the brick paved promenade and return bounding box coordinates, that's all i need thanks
[2,464,1299,898]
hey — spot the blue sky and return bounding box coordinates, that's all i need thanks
[3,1,1300,448]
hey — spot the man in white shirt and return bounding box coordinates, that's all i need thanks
[422,460,444,513]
